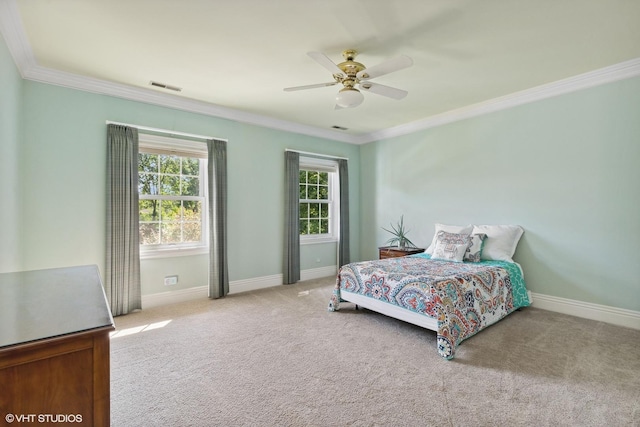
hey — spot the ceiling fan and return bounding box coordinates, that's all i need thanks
[284,49,413,109]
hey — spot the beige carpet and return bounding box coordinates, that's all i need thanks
[111,277,640,426]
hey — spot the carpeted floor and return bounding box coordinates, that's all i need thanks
[110,277,640,426]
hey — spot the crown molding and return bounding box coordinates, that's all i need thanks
[22,65,358,144]
[2,0,639,145]
[0,0,37,76]
[360,57,640,144]
[26,57,639,146]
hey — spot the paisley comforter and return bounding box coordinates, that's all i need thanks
[328,253,530,359]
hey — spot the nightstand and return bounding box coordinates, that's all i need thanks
[378,246,425,259]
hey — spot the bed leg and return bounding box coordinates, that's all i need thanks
[355,304,359,310]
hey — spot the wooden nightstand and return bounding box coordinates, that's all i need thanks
[378,246,425,259]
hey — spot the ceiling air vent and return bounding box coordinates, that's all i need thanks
[331,125,348,131]
[149,81,182,92]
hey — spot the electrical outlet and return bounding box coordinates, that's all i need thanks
[164,275,178,286]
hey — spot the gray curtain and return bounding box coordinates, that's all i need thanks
[207,139,229,298]
[283,151,300,284]
[338,159,350,267]
[105,124,141,316]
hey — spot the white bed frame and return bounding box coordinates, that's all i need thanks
[339,289,438,331]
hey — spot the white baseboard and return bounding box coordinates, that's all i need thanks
[229,273,284,295]
[141,271,639,331]
[530,292,640,330]
[142,286,207,309]
[300,265,338,281]
[141,266,337,309]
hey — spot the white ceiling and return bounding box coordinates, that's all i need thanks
[3,0,640,143]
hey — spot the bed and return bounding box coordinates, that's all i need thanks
[327,224,530,360]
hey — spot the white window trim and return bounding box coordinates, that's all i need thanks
[299,157,340,245]
[140,245,208,259]
[138,133,209,259]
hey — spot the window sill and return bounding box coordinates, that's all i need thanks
[140,246,208,260]
[300,236,338,245]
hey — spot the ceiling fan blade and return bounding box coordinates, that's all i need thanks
[356,55,413,80]
[283,82,338,92]
[359,81,408,100]
[307,51,345,78]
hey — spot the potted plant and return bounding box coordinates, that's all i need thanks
[382,215,416,248]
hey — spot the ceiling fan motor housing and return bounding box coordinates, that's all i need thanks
[337,49,367,80]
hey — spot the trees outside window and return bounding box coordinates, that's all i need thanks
[138,135,207,257]
[299,157,339,243]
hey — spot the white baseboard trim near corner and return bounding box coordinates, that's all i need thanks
[300,265,337,281]
[229,273,284,295]
[142,285,207,309]
[141,266,337,309]
[530,292,640,330]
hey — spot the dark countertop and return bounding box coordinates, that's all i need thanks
[0,265,114,348]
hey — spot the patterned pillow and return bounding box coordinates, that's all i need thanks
[425,223,473,255]
[431,231,472,263]
[463,233,487,262]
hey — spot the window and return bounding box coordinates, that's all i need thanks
[299,157,339,243]
[138,134,207,257]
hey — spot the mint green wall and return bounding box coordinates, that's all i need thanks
[17,81,360,296]
[361,76,640,311]
[5,32,638,311]
[0,33,23,273]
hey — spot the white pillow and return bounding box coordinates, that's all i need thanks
[425,223,473,255]
[472,225,524,262]
[431,231,471,263]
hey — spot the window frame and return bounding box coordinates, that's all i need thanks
[138,134,209,259]
[299,157,340,245]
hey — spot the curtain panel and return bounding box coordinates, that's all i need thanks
[283,151,300,284]
[207,139,229,298]
[105,124,141,316]
[338,159,350,267]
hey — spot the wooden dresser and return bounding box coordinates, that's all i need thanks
[0,265,114,427]
[378,246,425,259]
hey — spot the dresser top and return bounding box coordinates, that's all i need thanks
[0,265,114,348]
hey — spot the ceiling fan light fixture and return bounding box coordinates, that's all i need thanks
[335,88,364,108]
[285,49,412,109]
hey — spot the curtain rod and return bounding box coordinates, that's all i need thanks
[285,149,348,161]
[106,121,227,142]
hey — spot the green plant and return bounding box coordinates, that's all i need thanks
[382,215,416,248]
